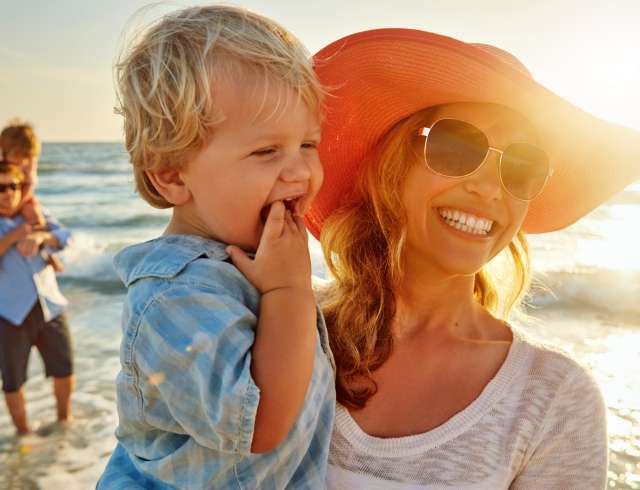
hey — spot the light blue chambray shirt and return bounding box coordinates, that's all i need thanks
[0,209,70,325]
[98,235,336,490]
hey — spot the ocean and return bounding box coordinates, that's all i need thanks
[0,142,638,489]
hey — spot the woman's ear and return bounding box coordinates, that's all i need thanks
[145,167,191,206]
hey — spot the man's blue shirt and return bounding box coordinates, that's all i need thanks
[98,234,336,489]
[0,209,70,325]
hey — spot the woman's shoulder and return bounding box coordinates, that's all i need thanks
[509,326,605,409]
[513,327,590,374]
[507,326,608,486]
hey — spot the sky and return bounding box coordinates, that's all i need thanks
[1,0,639,141]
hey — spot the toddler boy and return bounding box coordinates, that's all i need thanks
[98,5,335,489]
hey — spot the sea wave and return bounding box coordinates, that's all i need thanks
[62,213,170,229]
[38,162,130,175]
[57,233,639,319]
[529,268,640,318]
[59,276,125,295]
[59,233,120,282]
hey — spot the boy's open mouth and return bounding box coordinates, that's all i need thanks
[260,198,300,223]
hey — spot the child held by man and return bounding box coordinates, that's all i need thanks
[0,122,64,271]
[97,5,336,489]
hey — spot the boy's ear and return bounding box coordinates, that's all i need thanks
[145,167,191,206]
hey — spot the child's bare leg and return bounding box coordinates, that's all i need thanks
[4,388,29,434]
[53,375,74,421]
[44,253,65,273]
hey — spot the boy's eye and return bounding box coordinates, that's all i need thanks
[251,148,277,157]
[301,141,319,150]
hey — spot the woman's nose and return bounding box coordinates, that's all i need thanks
[463,148,503,201]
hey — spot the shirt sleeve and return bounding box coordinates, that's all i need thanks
[510,367,608,490]
[0,219,11,239]
[133,284,261,455]
[42,208,71,249]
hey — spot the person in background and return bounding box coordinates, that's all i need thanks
[97,5,335,489]
[0,121,64,272]
[307,28,640,489]
[0,160,74,435]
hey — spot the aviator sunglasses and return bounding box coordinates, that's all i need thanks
[419,119,553,201]
[0,182,21,194]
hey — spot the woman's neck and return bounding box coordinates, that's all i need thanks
[392,265,487,341]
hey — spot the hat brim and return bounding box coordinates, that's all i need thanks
[306,28,640,238]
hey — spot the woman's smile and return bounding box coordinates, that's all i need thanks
[436,207,495,237]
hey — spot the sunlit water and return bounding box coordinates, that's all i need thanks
[0,143,637,489]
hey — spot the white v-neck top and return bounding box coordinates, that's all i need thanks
[326,327,608,490]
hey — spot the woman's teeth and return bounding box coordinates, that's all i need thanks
[438,208,494,236]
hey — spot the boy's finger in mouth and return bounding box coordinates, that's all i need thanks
[260,197,302,224]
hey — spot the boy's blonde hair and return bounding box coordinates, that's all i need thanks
[0,121,41,158]
[0,161,26,182]
[115,4,323,208]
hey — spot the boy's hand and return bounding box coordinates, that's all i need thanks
[227,201,311,294]
[21,198,47,227]
[8,223,32,244]
[16,231,46,257]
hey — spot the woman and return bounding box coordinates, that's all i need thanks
[306,29,640,489]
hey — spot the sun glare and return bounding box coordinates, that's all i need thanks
[532,9,640,131]
[577,204,640,271]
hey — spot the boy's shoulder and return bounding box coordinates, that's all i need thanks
[114,234,255,301]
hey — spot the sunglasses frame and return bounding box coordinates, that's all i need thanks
[419,118,554,202]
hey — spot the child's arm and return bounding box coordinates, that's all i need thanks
[20,180,35,202]
[227,201,318,453]
[20,196,47,227]
[15,208,71,258]
[15,229,62,257]
[0,223,32,256]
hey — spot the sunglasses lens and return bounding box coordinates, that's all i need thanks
[0,183,19,193]
[425,120,488,177]
[501,143,550,200]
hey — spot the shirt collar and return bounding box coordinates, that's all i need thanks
[114,234,230,287]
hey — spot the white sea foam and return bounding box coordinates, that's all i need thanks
[57,233,119,285]
[310,234,640,317]
[530,268,640,318]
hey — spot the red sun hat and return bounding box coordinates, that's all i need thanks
[305,28,640,238]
